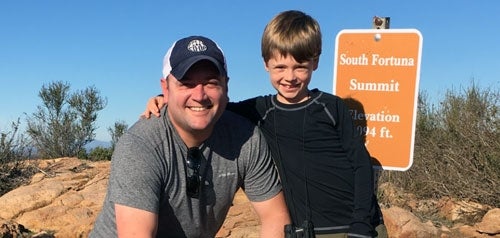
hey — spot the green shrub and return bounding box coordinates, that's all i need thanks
[26,81,106,159]
[88,146,113,161]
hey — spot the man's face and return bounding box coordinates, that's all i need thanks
[162,60,228,143]
[264,51,318,104]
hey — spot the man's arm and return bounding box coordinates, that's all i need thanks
[115,204,158,238]
[250,191,290,238]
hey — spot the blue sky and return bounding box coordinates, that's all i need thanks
[1,1,498,142]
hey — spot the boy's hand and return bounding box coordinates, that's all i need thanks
[141,95,165,118]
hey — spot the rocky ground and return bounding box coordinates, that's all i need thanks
[0,157,498,237]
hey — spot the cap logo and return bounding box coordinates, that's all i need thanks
[187,40,207,52]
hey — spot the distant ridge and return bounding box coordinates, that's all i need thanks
[85,140,111,150]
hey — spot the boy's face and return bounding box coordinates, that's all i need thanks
[265,51,318,104]
[161,60,228,144]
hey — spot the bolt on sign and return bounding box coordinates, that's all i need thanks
[333,29,423,171]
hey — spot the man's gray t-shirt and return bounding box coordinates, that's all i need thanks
[90,108,281,237]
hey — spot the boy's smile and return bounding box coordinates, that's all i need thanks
[265,52,317,104]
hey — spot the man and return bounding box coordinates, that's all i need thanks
[90,35,290,237]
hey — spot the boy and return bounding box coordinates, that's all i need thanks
[144,11,386,238]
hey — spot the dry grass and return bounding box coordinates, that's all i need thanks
[378,83,499,224]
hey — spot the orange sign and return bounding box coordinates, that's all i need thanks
[333,29,423,171]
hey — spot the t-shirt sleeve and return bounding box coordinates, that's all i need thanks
[107,132,164,213]
[239,127,282,202]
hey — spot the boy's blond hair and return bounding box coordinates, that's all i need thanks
[261,10,322,64]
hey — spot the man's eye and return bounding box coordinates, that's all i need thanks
[181,83,196,88]
[206,80,221,87]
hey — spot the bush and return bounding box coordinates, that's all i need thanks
[109,121,128,151]
[26,81,106,159]
[0,119,36,196]
[379,82,499,207]
[88,146,113,161]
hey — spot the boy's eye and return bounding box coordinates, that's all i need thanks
[296,67,308,73]
[272,66,286,72]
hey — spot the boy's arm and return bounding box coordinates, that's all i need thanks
[141,95,166,119]
[250,191,290,238]
[337,100,375,236]
[115,204,158,238]
[226,97,264,125]
[350,142,375,236]
[140,94,265,125]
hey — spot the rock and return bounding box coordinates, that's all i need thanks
[0,157,259,238]
[216,190,260,238]
[0,219,32,237]
[437,197,489,223]
[475,208,500,236]
[0,157,108,237]
[382,206,439,237]
[0,158,498,238]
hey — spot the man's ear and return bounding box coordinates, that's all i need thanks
[160,77,169,100]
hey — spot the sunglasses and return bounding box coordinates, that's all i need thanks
[186,147,202,198]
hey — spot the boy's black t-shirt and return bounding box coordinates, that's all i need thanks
[227,88,382,235]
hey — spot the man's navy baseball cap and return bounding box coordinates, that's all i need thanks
[162,35,227,80]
